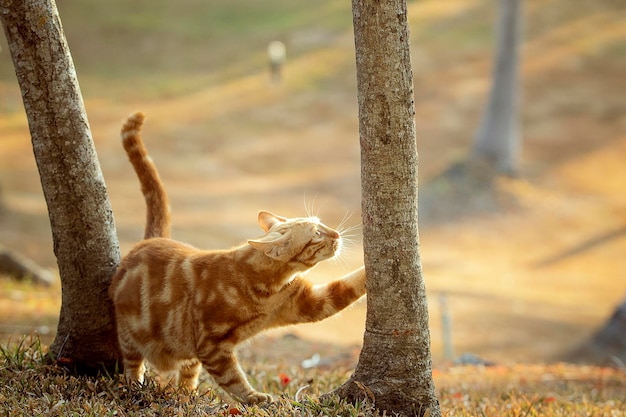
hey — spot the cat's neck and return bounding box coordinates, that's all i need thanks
[234,244,307,293]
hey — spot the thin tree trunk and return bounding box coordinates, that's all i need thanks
[0,0,121,372]
[330,0,440,415]
[473,0,523,175]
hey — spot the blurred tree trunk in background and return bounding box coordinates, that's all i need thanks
[0,0,121,372]
[570,297,626,365]
[0,245,54,286]
[473,0,523,175]
[330,0,440,415]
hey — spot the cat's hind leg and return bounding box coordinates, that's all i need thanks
[199,348,272,404]
[117,332,146,384]
[150,355,193,389]
[121,352,146,385]
[178,358,202,390]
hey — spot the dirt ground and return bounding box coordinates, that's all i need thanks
[0,0,624,367]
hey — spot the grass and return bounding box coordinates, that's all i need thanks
[0,338,623,416]
[0,338,377,416]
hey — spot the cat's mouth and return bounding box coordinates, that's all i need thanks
[331,237,342,256]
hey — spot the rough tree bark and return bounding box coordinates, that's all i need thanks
[473,0,523,175]
[0,0,121,371]
[330,0,441,415]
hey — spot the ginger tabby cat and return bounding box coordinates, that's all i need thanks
[109,112,366,404]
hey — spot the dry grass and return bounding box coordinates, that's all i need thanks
[435,363,625,416]
[0,338,376,416]
[0,339,623,416]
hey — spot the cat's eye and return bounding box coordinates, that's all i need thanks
[315,230,322,237]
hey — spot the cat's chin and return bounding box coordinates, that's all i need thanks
[287,261,316,275]
[283,273,299,284]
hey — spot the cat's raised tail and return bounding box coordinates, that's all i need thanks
[121,112,171,239]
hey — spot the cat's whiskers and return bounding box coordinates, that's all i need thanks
[336,209,355,232]
[303,193,331,220]
[339,222,362,236]
[329,250,350,271]
[303,193,317,218]
[338,224,362,246]
[330,221,362,270]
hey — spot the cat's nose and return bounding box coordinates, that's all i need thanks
[327,230,340,239]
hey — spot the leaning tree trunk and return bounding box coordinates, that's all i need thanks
[330,0,441,415]
[473,0,523,175]
[0,0,121,372]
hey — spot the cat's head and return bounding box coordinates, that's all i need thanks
[248,211,341,268]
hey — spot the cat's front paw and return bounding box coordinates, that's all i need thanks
[244,391,273,404]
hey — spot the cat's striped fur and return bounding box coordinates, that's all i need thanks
[109,112,366,404]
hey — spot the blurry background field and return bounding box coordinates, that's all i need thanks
[0,0,625,371]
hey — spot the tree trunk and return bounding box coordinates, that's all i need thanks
[0,0,121,372]
[569,297,626,365]
[330,1,440,415]
[0,244,54,286]
[473,0,523,175]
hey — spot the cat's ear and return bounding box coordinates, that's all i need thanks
[258,211,287,232]
[248,230,292,260]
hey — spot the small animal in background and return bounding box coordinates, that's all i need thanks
[109,112,366,404]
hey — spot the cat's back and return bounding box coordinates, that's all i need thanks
[130,237,196,258]
[117,238,196,271]
[109,238,197,297]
